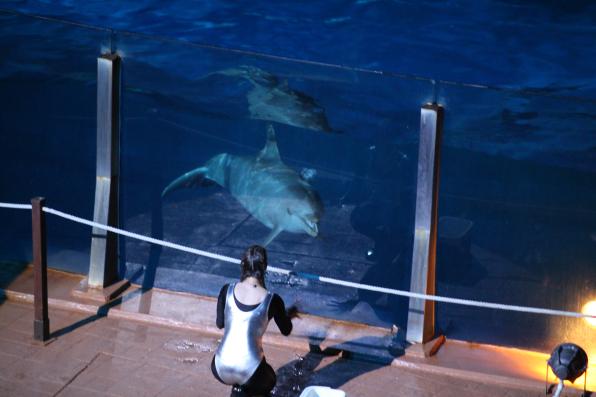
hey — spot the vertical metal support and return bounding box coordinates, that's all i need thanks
[32,197,50,341]
[89,53,121,288]
[406,103,444,344]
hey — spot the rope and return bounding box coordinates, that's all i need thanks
[1,201,594,320]
[43,207,244,267]
[0,203,32,210]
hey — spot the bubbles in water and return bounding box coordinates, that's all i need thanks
[300,167,317,181]
[281,259,299,267]
[269,273,308,288]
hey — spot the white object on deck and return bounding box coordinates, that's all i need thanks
[299,386,346,397]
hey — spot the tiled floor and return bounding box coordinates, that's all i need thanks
[0,300,585,397]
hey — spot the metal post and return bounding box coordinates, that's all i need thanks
[89,53,121,288]
[32,197,50,341]
[406,103,444,344]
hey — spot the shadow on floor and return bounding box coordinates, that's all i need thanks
[50,189,165,339]
[0,260,30,305]
[49,293,129,339]
[126,186,164,314]
[273,337,401,397]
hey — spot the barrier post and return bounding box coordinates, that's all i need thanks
[31,197,50,341]
[88,53,121,289]
[406,103,444,353]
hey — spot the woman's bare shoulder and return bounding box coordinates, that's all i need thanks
[234,282,268,305]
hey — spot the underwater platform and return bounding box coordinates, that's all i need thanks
[0,264,592,396]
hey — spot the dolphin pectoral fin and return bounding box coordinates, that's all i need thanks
[162,166,213,197]
[262,226,283,247]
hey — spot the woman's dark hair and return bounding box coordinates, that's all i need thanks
[240,245,267,287]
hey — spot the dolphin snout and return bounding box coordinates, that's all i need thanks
[305,218,319,237]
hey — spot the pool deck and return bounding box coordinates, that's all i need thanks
[0,264,592,396]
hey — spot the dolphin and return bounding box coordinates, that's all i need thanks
[162,124,324,246]
[210,66,335,133]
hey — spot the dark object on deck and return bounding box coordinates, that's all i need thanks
[547,343,588,383]
[32,197,50,341]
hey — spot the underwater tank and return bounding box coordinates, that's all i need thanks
[0,5,594,359]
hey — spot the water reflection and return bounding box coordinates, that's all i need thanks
[206,66,335,132]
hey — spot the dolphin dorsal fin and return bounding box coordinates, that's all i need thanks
[257,124,281,163]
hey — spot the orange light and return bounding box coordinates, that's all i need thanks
[582,300,596,328]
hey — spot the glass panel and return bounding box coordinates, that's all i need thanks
[117,32,432,327]
[436,82,596,354]
[0,12,111,274]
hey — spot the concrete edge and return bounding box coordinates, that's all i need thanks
[0,266,397,356]
[125,280,392,336]
[390,357,543,392]
[0,288,314,353]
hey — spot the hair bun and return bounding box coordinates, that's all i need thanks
[240,245,268,287]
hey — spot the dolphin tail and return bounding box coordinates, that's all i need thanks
[162,166,214,198]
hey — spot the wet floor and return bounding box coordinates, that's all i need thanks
[0,297,591,396]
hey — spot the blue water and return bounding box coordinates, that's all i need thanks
[0,2,595,355]
[5,0,596,97]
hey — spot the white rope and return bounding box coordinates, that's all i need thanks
[0,201,594,320]
[42,207,244,266]
[0,202,32,210]
[315,276,591,319]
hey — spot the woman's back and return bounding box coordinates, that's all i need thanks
[233,280,268,305]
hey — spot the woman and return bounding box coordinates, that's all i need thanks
[211,245,297,397]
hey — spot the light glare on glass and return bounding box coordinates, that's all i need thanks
[582,300,596,327]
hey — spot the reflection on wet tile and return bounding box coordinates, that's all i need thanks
[58,385,116,397]
[0,358,64,395]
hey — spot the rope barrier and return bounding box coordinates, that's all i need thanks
[1,201,594,320]
[42,206,245,266]
[0,203,32,210]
